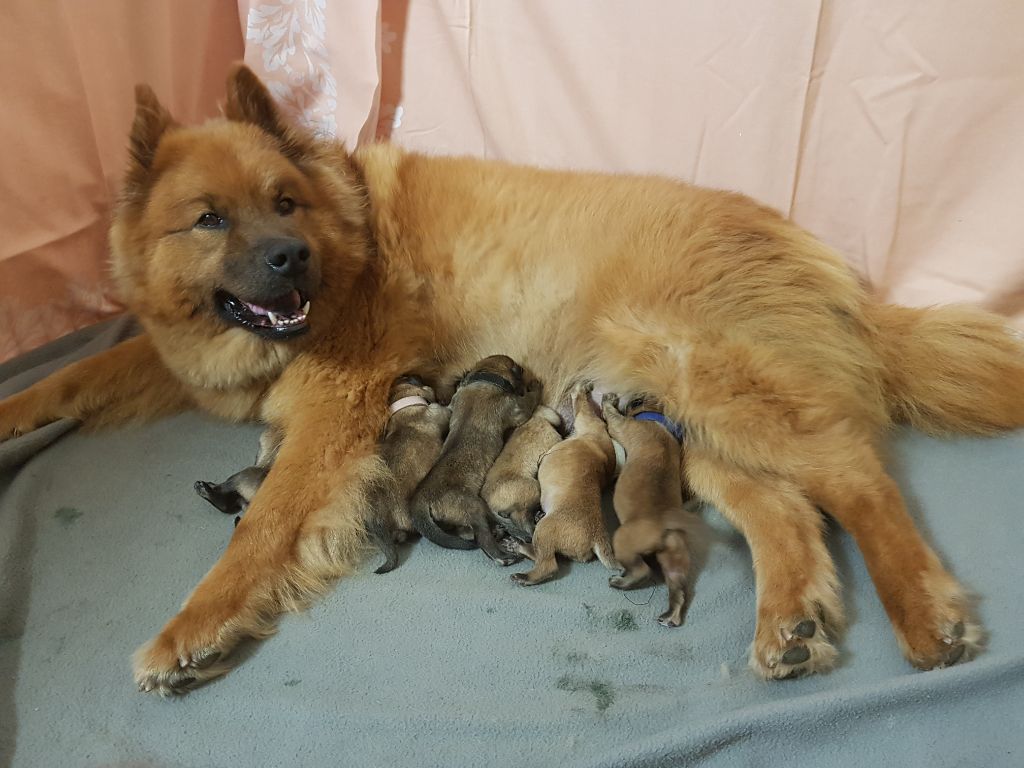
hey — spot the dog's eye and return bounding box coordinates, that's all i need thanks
[534,509,546,524]
[628,397,645,410]
[195,212,224,229]
[276,197,296,216]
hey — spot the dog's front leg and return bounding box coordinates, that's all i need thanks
[132,381,387,695]
[0,334,191,438]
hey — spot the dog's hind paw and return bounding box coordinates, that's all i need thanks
[891,583,985,671]
[749,616,838,680]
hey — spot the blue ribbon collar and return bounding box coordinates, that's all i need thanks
[632,411,685,442]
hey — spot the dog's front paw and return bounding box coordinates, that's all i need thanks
[0,390,49,441]
[133,609,242,696]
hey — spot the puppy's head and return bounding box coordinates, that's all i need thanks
[389,373,436,403]
[619,393,663,417]
[110,66,370,385]
[459,355,528,396]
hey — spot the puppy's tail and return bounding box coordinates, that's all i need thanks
[866,302,1024,435]
[593,538,621,572]
[411,498,477,550]
[366,518,400,575]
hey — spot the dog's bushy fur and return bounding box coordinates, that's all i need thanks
[0,65,1020,692]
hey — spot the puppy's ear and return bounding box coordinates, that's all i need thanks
[124,84,176,199]
[225,64,313,161]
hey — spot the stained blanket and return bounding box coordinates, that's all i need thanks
[1,318,1022,768]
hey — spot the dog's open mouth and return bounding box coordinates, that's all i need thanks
[215,289,311,339]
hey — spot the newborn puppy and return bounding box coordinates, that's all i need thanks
[195,375,449,574]
[601,392,694,627]
[362,374,451,572]
[194,427,282,521]
[410,355,537,565]
[508,382,620,585]
[482,403,563,541]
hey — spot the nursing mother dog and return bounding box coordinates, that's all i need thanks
[1,66,1021,695]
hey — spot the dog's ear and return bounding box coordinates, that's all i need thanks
[225,64,312,161]
[124,84,176,198]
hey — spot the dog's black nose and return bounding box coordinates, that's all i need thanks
[261,237,310,277]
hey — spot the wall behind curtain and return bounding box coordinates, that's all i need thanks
[0,0,244,362]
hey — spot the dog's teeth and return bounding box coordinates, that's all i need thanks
[267,311,278,325]
[302,301,310,314]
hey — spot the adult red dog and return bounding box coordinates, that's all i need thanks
[2,66,1021,694]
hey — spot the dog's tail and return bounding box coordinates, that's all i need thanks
[410,497,477,550]
[866,302,1024,436]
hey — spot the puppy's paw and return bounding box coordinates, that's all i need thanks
[608,572,653,590]
[657,600,686,628]
[750,616,838,680]
[499,537,521,555]
[484,548,523,567]
[133,610,243,696]
[608,560,654,591]
[571,381,595,404]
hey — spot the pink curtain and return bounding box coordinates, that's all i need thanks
[4,1,1021,362]
[0,0,244,362]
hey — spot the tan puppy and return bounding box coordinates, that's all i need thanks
[507,383,620,585]
[410,355,537,565]
[482,403,563,541]
[2,67,1018,691]
[601,392,695,629]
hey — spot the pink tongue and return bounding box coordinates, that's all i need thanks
[244,301,271,317]
[244,290,302,316]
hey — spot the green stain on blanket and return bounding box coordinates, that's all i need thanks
[54,507,83,527]
[556,675,615,713]
[582,603,639,632]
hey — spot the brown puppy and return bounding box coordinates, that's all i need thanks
[196,375,448,574]
[410,355,536,565]
[507,383,620,585]
[601,393,696,630]
[1,67,1018,692]
[361,374,451,573]
[482,403,562,541]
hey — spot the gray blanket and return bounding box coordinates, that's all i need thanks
[1,318,1022,768]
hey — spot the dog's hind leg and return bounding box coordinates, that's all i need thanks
[686,449,842,679]
[803,446,982,670]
